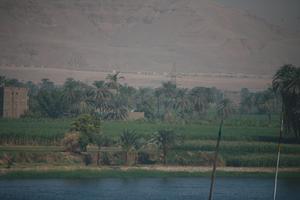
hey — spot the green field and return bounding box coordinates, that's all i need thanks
[0,116,300,168]
[1,168,300,179]
[0,116,282,144]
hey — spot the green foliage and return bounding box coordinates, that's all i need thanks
[1,117,300,167]
[167,151,225,166]
[0,118,70,145]
[82,153,93,166]
[2,153,15,168]
[120,129,139,152]
[36,88,68,118]
[225,154,300,167]
[104,96,128,120]
[152,129,178,164]
[71,114,101,151]
[62,132,81,153]
[273,64,300,137]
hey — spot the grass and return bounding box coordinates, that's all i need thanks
[0,117,281,142]
[1,168,300,179]
[0,117,282,146]
[174,140,300,154]
[0,118,71,145]
[0,146,63,152]
[1,116,300,168]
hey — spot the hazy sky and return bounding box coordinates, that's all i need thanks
[215,0,300,31]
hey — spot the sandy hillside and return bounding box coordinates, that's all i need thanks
[0,0,299,75]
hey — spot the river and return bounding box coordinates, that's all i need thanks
[0,177,299,200]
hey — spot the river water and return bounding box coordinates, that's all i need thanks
[0,177,299,200]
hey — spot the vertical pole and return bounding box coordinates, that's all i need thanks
[273,115,283,200]
[208,118,223,200]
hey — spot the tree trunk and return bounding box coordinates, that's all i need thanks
[97,147,101,166]
[157,97,160,116]
[163,146,167,165]
[268,113,272,126]
[125,151,128,165]
[208,118,223,200]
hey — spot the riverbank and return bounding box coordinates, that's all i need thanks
[1,166,300,179]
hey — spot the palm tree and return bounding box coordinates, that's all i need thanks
[154,88,163,117]
[105,71,124,92]
[189,87,214,117]
[254,88,277,125]
[175,88,191,120]
[208,98,232,200]
[161,82,177,114]
[135,88,155,119]
[272,64,300,200]
[273,64,300,137]
[152,129,176,165]
[105,96,128,120]
[63,78,86,115]
[120,129,139,165]
[93,81,113,115]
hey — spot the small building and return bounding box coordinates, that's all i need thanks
[0,86,29,118]
[127,112,144,121]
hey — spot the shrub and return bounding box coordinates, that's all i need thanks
[83,153,93,166]
[62,132,81,153]
[2,153,15,168]
[138,151,156,164]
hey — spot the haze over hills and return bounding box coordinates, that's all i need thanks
[0,0,299,82]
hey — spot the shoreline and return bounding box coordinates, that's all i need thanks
[1,166,300,179]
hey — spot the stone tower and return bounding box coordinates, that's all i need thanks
[0,87,28,118]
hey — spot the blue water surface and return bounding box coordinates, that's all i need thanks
[0,177,299,200]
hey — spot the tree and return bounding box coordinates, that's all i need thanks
[254,88,277,124]
[71,114,102,152]
[135,88,155,119]
[93,80,113,115]
[272,64,300,137]
[36,88,67,118]
[272,65,300,200]
[120,129,139,165]
[240,88,254,114]
[189,87,214,117]
[62,132,81,153]
[161,81,177,112]
[154,88,163,117]
[175,88,191,120]
[152,129,177,165]
[0,76,25,87]
[63,78,90,115]
[105,71,124,91]
[119,84,137,109]
[39,78,55,90]
[104,96,128,120]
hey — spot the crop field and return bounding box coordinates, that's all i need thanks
[0,115,300,167]
[0,117,281,145]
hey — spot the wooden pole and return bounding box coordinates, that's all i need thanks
[273,113,284,200]
[208,118,224,200]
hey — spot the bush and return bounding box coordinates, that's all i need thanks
[83,153,93,166]
[2,153,15,168]
[138,151,156,164]
[167,151,225,166]
[62,132,81,153]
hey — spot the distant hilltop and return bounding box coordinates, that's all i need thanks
[0,0,299,75]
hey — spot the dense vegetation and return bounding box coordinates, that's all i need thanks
[0,65,299,168]
[1,116,300,168]
[0,71,281,123]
